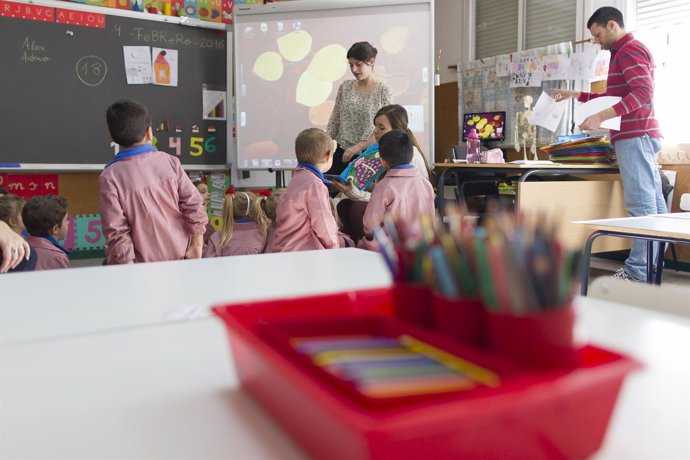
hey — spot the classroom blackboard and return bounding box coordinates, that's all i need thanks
[0,1,228,167]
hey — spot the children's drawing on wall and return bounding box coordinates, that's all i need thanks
[541,54,570,81]
[123,46,152,84]
[569,44,598,80]
[483,59,499,89]
[592,49,611,81]
[152,48,178,86]
[203,84,227,120]
[495,54,512,77]
[462,61,481,79]
[463,89,481,112]
[510,55,543,88]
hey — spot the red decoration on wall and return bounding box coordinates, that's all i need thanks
[221,0,232,24]
[0,1,54,21]
[56,8,106,28]
[0,174,59,200]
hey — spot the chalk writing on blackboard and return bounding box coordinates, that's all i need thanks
[76,55,108,86]
[124,27,225,50]
[20,36,50,63]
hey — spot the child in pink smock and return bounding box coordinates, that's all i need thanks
[99,100,208,264]
[261,188,284,254]
[22,195,71,270]
[203,189,268,257]
[193,176,215,248]
[361,129,435,250]
[272,128,345,252]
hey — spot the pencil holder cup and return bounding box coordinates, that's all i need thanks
[393,282,433,329]
[431,294,486,347]
[487,304,578,370]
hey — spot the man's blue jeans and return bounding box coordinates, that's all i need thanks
[614,134,667,280]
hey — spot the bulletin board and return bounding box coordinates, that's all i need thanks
[458,41,578,149]
[0,0,229,168]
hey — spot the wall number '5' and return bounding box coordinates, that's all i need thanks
[190,136,216,157]
[84,220,103,244]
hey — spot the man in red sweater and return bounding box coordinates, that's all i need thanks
[548,6,666,282]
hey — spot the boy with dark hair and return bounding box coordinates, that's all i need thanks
[99,99,208,264]
[361,129,435,249]
[22,195,71,270]
[272,128,344,252]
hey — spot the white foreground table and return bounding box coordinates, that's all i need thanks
[0,249,391,345]
[1,251,689,459]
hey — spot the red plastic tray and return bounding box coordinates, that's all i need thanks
[212,288,640,460]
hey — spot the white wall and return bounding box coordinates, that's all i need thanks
[434,0,465,84]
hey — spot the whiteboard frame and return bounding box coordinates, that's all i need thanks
[1,0,229,172]
[232,0,435,171]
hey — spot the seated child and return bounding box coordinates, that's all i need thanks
[0,194,26,236]
[261,188,285,254]
[272,128,343,252]
[0,220,34,273]
[203,189,268,257]
[22,195,71,270]
[361,129,435,250]
[99,99,208,264]
[193,176,215,247]
[333,104,433,242]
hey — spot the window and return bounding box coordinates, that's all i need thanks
[475,0,518,59]
[474,0,577,59]
[634,2,690,144]
[524,0,576,50]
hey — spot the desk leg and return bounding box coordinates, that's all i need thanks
[655,242,665,285]
[646,240,654,284]
[580,231,603,296]
[437,169,449,219]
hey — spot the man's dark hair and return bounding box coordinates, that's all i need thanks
[379,129,413,167]
[587,6,624,29]
[106,99,152,147]
[22,195,68,237]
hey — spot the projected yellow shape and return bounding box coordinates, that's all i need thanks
[306,44,347,82]
[296,71,332,107]
[253,52,284,81]
[277,30,313,62]
[380,26,410,54]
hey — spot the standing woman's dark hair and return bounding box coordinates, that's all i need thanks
[346,42,378,62]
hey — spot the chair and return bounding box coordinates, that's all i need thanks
[660,170,679,271]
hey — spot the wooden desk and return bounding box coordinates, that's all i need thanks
[2,292,689,459]
[577,215,690,294]
[0,249,392,346]
[434,163,627,251]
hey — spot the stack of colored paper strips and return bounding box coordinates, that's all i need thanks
[290,334,499,399]
[540,136,615,164]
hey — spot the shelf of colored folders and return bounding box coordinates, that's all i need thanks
[372,207,582,370]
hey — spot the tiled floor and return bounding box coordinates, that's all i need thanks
[588,256,690,289]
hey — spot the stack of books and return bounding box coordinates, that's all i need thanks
[540,136,615,164]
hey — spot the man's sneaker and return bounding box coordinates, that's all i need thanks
[612,268,644,282]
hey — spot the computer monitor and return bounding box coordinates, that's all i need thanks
[462,111,506,146]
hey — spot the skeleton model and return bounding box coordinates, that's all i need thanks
[514,95,538,161]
